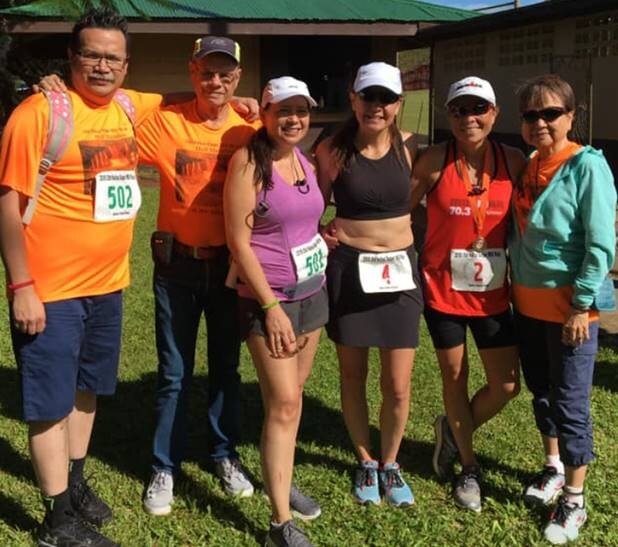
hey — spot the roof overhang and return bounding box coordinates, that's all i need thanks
[409,0,618,44]
[8,19,421,36]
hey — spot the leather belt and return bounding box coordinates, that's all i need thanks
[173,241,226,260]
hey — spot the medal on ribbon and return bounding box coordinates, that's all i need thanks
[457,144,491,252]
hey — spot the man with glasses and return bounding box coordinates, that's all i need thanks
[0,8,161,546]
[138,36,259,516]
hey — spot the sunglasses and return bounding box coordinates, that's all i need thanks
[447,102,492,117]
[521,108,567,123]
[358,89,401,105]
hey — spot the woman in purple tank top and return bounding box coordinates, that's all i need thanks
[224,77,328,547]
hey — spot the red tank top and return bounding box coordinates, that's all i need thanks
[421,140,512,316]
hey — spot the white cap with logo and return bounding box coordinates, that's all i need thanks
[261,76,317,108]
[445,76,496,106]
[353,62,403,95]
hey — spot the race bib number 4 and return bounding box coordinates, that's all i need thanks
[291,234,328,284]
[450,248,507,292]
[94,170,141,222]
[358,250,415,293]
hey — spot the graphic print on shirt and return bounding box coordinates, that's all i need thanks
[174,148,228,213]
[446,198,506,218]
[79,137,139,195]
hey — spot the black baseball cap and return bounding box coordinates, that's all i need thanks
[192,36,240,63]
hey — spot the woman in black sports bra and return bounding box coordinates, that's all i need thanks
[315,62,422,507]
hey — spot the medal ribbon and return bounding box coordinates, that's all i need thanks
[457,144,491,242]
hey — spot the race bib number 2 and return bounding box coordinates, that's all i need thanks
[450,248,507,292]
[358,250,415,293]
[94,170,142,222]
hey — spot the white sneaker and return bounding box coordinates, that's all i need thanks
[544,496,587,544]
[524,466,565,506]
[215,458,254,497]
[143,471,174,516]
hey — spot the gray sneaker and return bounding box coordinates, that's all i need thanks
[143,471,174,516]
[215,458,254,497]
[290,484,321,521]
[453,466,482,513]
[432,415,459,480]
[264,519,314,547]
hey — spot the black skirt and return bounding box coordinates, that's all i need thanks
[326,243,423,348]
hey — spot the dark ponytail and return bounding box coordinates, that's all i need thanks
[247,126,275,190]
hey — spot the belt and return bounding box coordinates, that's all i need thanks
[173,241,226,260]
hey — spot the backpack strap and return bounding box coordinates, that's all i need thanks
[22,90,74,225]
[113,89,137,126]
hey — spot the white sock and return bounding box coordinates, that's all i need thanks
[564,485,584,508]
[546,454,565,475]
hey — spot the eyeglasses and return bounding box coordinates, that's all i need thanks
[358,89,401,105]
[521,108,568,123]
[198,70,238,86]
[447,102,492,118]
[76,50,127,71]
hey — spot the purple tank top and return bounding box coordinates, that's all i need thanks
[237,148,326,301]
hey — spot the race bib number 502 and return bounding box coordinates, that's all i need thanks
[94,170,142,222]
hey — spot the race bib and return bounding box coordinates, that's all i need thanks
[291,234,328,283]
[450,248,507,292]
[358,250,415,293]
[94,170,141,222]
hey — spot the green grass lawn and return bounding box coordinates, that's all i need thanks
[1,186,618,546]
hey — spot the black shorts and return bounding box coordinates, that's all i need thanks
[424,305,516,350]
[326,243,423,349]
[238,284,328,340]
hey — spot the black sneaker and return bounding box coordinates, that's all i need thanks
[70,479,112,528]
[37,513,119,546]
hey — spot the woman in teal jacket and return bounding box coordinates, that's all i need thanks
[510,74,616,545]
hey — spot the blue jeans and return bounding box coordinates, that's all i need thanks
[515,312,598,467]
[151,254,241,473]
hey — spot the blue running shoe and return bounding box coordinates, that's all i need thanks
[379,462,414,507]
[353,460,380,505]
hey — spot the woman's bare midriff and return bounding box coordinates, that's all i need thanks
[335,215,413,251]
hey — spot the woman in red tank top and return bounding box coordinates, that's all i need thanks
[411,76,525,512]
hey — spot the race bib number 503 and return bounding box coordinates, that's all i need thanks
[94,170,142,222]
[291,234,328,284]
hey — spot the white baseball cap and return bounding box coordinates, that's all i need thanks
[445,76,496,106]
[261,76,317,108]
[353,62,402,95]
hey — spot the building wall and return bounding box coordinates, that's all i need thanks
[124,34,261,99]
[432,8,618,149]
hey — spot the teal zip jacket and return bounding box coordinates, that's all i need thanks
[509,145,616,310]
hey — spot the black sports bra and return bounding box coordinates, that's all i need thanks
[332,144,411,221]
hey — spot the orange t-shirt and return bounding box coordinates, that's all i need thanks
[137,101,260,247]
[0,89,161,302]
[512,142,598,323]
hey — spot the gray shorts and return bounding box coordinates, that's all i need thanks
[238,284,329,340]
